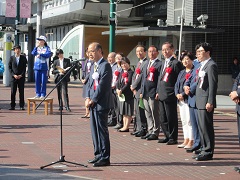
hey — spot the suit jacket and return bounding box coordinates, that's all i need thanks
[196,59,218,109]
[232,72,240,114]
[174,69,191,103]
[131,57,147,98]
[81,59,93,83]
[8,55,27,80]
[184,61,201,108]
[116,69,134,101]
[157,57,182,101]
[88,58,113,111]
[140,59,162,99]
[52,58,71,83]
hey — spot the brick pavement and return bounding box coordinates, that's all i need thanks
[0,79,239,180]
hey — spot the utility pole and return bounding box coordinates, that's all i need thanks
[109,0,116,53]
[178,0,185,61]
[15,0,20,45]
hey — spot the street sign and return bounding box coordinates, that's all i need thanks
[0,26,15,32]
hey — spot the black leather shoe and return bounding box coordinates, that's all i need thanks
[93,159,110,167]
[20,107,25,110]
[146,134,158,140]
[194,149,202,154]
[66,107,71,112]
[158,138,169,143]
[130,131,139,135]
[186,145,201,153]
[166,139,178,145]
[108,122,117,127]
[118,129,129,132]
[141,133,151,139]
[59,107,63,111]
[88,157,100,164]
[195,154,213,161]
[234,166,240,173]
[135,130,146,137]
[113,124,123,129]
[9,107,15,110]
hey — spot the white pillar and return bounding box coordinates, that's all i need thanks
[3,34,13,87]
[36,0,42,38]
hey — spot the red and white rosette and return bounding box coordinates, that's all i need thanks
[135,68,141,80]
[122,72,128,84]
[87,62,91,72]
[195,68,200,82]
[163,67,172,82]
[147,66,155,81]
[92,72,99,90]
[185,73,191,80]
[112,70,120,87]
[198,70,206,88]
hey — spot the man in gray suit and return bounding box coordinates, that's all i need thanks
[229,72,240,172]
[195,42,218,161]
[86,42,112,167]
[130,45,148,137]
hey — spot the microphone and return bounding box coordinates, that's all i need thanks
[72,58,86,63]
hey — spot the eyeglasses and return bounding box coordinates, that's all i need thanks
[196,50,205,53]
[161,48,172,52]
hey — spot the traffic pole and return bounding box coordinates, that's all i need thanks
[109,0,116,53]
[15,0,20,45]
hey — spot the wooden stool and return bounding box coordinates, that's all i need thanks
[27,98,53,115]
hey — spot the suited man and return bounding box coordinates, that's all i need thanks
[8,45,27,110]
[140,45,162,140]
[52,49,71,112]
[184,59,201,153]
[229,72,240,172]
[156,42,182,145]
[130,45,148,137]
[195,42,218,161]
[86,42,112,167]
[107,52,118,126]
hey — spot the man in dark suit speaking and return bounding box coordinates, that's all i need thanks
[8,45,27,110]
[86,42,113,167]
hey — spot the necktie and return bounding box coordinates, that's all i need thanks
[94,63,98,72]
[16,57,19,66]
[162,60,168,74]
[147,60,153,73]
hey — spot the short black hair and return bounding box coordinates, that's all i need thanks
[56,49,64,54]
[195,42,213,56]
[12,45,21,50]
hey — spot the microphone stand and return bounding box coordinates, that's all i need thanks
[35,62,87,169]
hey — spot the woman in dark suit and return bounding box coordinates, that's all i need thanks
[81,50,93,118]
[174,51,195,149]
[116,57,134,132]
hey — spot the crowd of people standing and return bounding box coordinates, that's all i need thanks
[87,41,218,165]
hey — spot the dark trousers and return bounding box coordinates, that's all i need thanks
[197,109,215,156]
[10,77,25,108]
[237,113,240,144]
[90,108,110,160]
[134,97,147,132]
[57,80,69,108]
[189,106,201,148]
[159,99,178,141]
[108,91,117,125]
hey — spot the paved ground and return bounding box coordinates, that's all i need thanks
[0,78,239,180]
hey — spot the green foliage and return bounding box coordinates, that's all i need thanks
[0,32,4,38]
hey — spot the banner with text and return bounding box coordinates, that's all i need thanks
[5,0,16,17]
[20,0,31,18]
